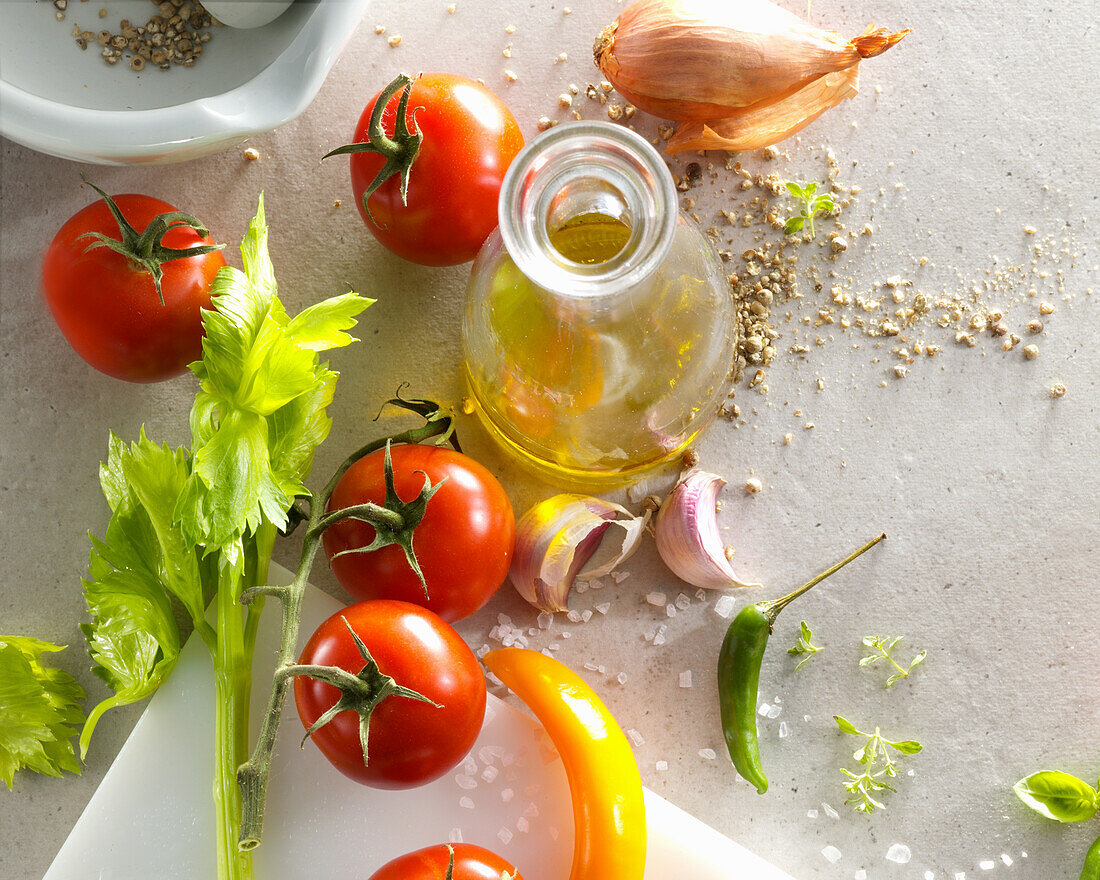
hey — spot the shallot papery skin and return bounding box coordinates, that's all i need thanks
[666,68,860,153]
[594,0,909,133]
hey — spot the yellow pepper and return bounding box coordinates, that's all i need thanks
[483,648,646,879]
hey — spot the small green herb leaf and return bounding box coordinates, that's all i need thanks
[784,180,835,239]
[834,715,862,736]
[1013,771,1099,823]
[835,717,921,813]
[788,619,823,670]
[861,634,926,687]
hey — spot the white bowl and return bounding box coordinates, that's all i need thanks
[0,0,371,165]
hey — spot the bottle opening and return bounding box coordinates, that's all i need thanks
[499,122,676,298]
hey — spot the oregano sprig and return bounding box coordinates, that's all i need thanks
[783,181,836,238]
[834,715,922,813]
[860,634,926,687]
[787,620,823,671]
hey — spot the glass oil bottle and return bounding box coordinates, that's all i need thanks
[461,122,737,486]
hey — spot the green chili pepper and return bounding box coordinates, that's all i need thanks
[1082,832,1100,880]
[718,533,886,793]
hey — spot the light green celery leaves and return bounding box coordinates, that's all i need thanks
[76,195,369,761]
[177,194,371,552]
[0,637,85,788]
[80,433,196,755]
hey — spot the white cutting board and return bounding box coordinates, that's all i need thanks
[45,568,796,880]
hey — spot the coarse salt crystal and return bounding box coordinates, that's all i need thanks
[695,589,706,601]
[498,827,513,845]
[581,609,593,622]
[549,826,559,841]
[524,802,539,818]
[516,817,530,833]
[979,861,995,870]
[855,871,867,880]
[476,644,490,658]
[679,670,693,688]
[595,602,611,614]
[646,591,667,607]
[616,672,628,685]
[583,662,599,672]
[537,612,553,630]
[464,756,478,775]
[611,570,631,583]
[575,580,589,594]
[656,760,668,771]
[699,748,716,760]
[758,703,771,717]
[1001,854,1013,866]
[449,827,463,843]
[547,644,560,652]
[666,604,678,618]
[766,704,782,719]
[955,873,966,880]
[821,845,842,864]
[925,871,935,880]
[714,595,737,618]
[807,809,818,819]
[481,765,499,783]
[779,721,789,738]
[627,728,645,746]
[822,802,839,820]
[500,788,514,803]
[587,577,605,590]
[455,774,477,790]
[459,796,474,809]
[653,626,667,646]
[886,843,911,864]
[675,593,691,609]
[566,610,582,623]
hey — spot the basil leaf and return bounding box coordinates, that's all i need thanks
[1014,770,1099,823]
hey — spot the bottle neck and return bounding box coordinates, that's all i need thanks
[498,122,677,299]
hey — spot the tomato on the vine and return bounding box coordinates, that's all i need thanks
[369,843,524,880]
[327,72,524,266]
[293,600,486,789]
[322,444,515,623]
[41,186,225,383]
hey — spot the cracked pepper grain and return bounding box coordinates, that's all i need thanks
[67,0,216,71]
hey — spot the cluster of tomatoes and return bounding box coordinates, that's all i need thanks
[41,74,530,878]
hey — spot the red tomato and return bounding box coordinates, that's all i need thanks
[368,843,524,880]
[41,193,225,382]
[323,445,515,623]
[348,73,524,266]
[293,600,486,789]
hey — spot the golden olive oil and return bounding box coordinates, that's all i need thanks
[465,211,727,486]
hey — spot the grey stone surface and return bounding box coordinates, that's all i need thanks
[2,1,1097,878]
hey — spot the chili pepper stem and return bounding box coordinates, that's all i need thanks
[758,533,886,629]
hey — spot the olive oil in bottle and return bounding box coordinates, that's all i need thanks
[462,124,736,486]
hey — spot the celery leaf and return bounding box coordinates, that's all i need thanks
[0,637,85,789]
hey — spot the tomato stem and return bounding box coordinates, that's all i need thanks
[321,73,424,227]
[235,395,456,852]
[77,181,224,305]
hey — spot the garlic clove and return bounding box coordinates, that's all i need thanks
[510,494,649,613]
[666,68,860,153]
[653,470,761,590]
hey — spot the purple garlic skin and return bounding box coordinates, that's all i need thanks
[654,470,761,589]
